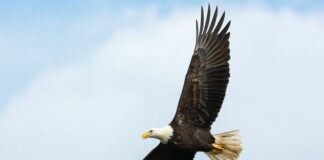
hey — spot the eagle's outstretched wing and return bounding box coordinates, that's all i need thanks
[171,5,231,129]
[143,143,196,160]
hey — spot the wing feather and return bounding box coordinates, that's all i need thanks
[171,5,231,129]
[143,143,196,160]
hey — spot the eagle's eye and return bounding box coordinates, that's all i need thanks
[149,130,153,133]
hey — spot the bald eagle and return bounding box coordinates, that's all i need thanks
[142,5,242,160]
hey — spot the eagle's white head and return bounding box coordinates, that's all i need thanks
[142,125,174,144]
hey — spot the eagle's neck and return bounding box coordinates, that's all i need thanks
[153,125,174,144]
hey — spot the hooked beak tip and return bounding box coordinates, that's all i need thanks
[142,132,150,139]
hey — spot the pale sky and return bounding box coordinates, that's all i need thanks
[1,1,324,159]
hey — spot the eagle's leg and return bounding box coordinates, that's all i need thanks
[212,143,224,152]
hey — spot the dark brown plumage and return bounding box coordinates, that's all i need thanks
[144,4,232,160]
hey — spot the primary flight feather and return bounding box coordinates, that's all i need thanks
[142,4,242,160]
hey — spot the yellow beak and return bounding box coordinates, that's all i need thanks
[142,132,151,139]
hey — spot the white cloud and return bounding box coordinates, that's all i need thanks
[1,5,324,160]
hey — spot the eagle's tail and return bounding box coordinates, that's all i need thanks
[205,130,242,160]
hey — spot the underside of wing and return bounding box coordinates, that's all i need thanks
[143,143,196,160]
[171,5,231,129]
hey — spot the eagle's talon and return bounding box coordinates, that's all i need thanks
[212,144,224,152]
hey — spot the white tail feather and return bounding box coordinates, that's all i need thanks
[205,130,242,160]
